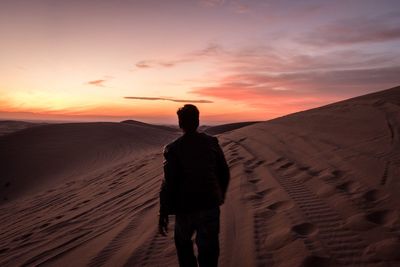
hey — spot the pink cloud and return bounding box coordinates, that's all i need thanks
[190,66,400,117]
[199,0,225,7]
[135,43,225,70]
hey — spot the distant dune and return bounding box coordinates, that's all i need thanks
[120,119,179,133]
[0,122,178,201]
[0,86,399,266]
[0,120,45,137]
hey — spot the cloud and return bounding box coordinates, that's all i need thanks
[124,96,213,103]
[220,46,400,75]
[135,61,151,68]
[135,59,187,69]
[199,0,225,7]
[189,43,224,57]
[191,66,400,102]
[87,79,107,87]
[135,43,225,69]
[231,2,250,14]
[301,15,400,46]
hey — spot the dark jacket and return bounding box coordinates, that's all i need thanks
[159,132,230,215]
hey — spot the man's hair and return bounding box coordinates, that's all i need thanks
[177,104,199,132]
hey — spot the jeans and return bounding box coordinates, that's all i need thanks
[174,207,220,267]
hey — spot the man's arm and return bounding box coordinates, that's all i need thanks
[159,144,178,216]
[159,144,179,236]
[214,138,230,202]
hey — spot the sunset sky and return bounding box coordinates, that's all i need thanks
[1,0,400,124]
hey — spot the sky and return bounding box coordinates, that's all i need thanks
[1,0,400,124]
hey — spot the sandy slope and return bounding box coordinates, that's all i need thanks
[203,122,260,135]
[0,120,44,137]
[1,86,400,266]
[0,122,178,201]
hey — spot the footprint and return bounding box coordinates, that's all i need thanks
[255,160,265,166]
[228,158,239,165]
[248,177,260,184]
[345,213,375,231]
[278,162,294,170]
[221,141,231,147]
[0,248,9,254]
[293,173,312,183]
[263,228,294,250]
[307,169,322,176]
[366,210,398,227]
[362,189,387,202]
[244,168,253,174]
[245,193,264,201]
[21,233,33,240]
[336,181,360,194]
[300,255,332,267]
[268,201,294,212]
[364,238,400,261]
[316,184,336,197]
[263,188,276,194]
[291,222,318,236]
[268,158,282,165]
[331,170,343,177]
[40,223,50,229]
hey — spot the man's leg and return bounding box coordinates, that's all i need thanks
[195,207,220,267]
[175,213,197,267]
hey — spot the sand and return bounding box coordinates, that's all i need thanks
[0,86,399,266]
[203,122,260,136]
[0,120,44,137]
[0,122,179,201]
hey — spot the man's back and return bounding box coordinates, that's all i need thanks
[160,132,229,214]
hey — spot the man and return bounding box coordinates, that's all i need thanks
[159,104,230,267]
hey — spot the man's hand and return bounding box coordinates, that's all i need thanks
[158,214,169,236]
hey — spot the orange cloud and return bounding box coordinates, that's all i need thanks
[87,79,106,87]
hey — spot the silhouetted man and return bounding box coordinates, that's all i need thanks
[159,104,230,267]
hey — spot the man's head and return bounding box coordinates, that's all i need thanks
[177,104,199,133]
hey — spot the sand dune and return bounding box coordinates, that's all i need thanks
[0,120,44,137]
[120,120,179,133]
[1,86,400,266]
[203,121,260,135]
[0,122,178,201]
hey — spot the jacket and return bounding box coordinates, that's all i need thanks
[159,132,230,215]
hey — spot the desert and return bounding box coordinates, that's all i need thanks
[1,86,399,266]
